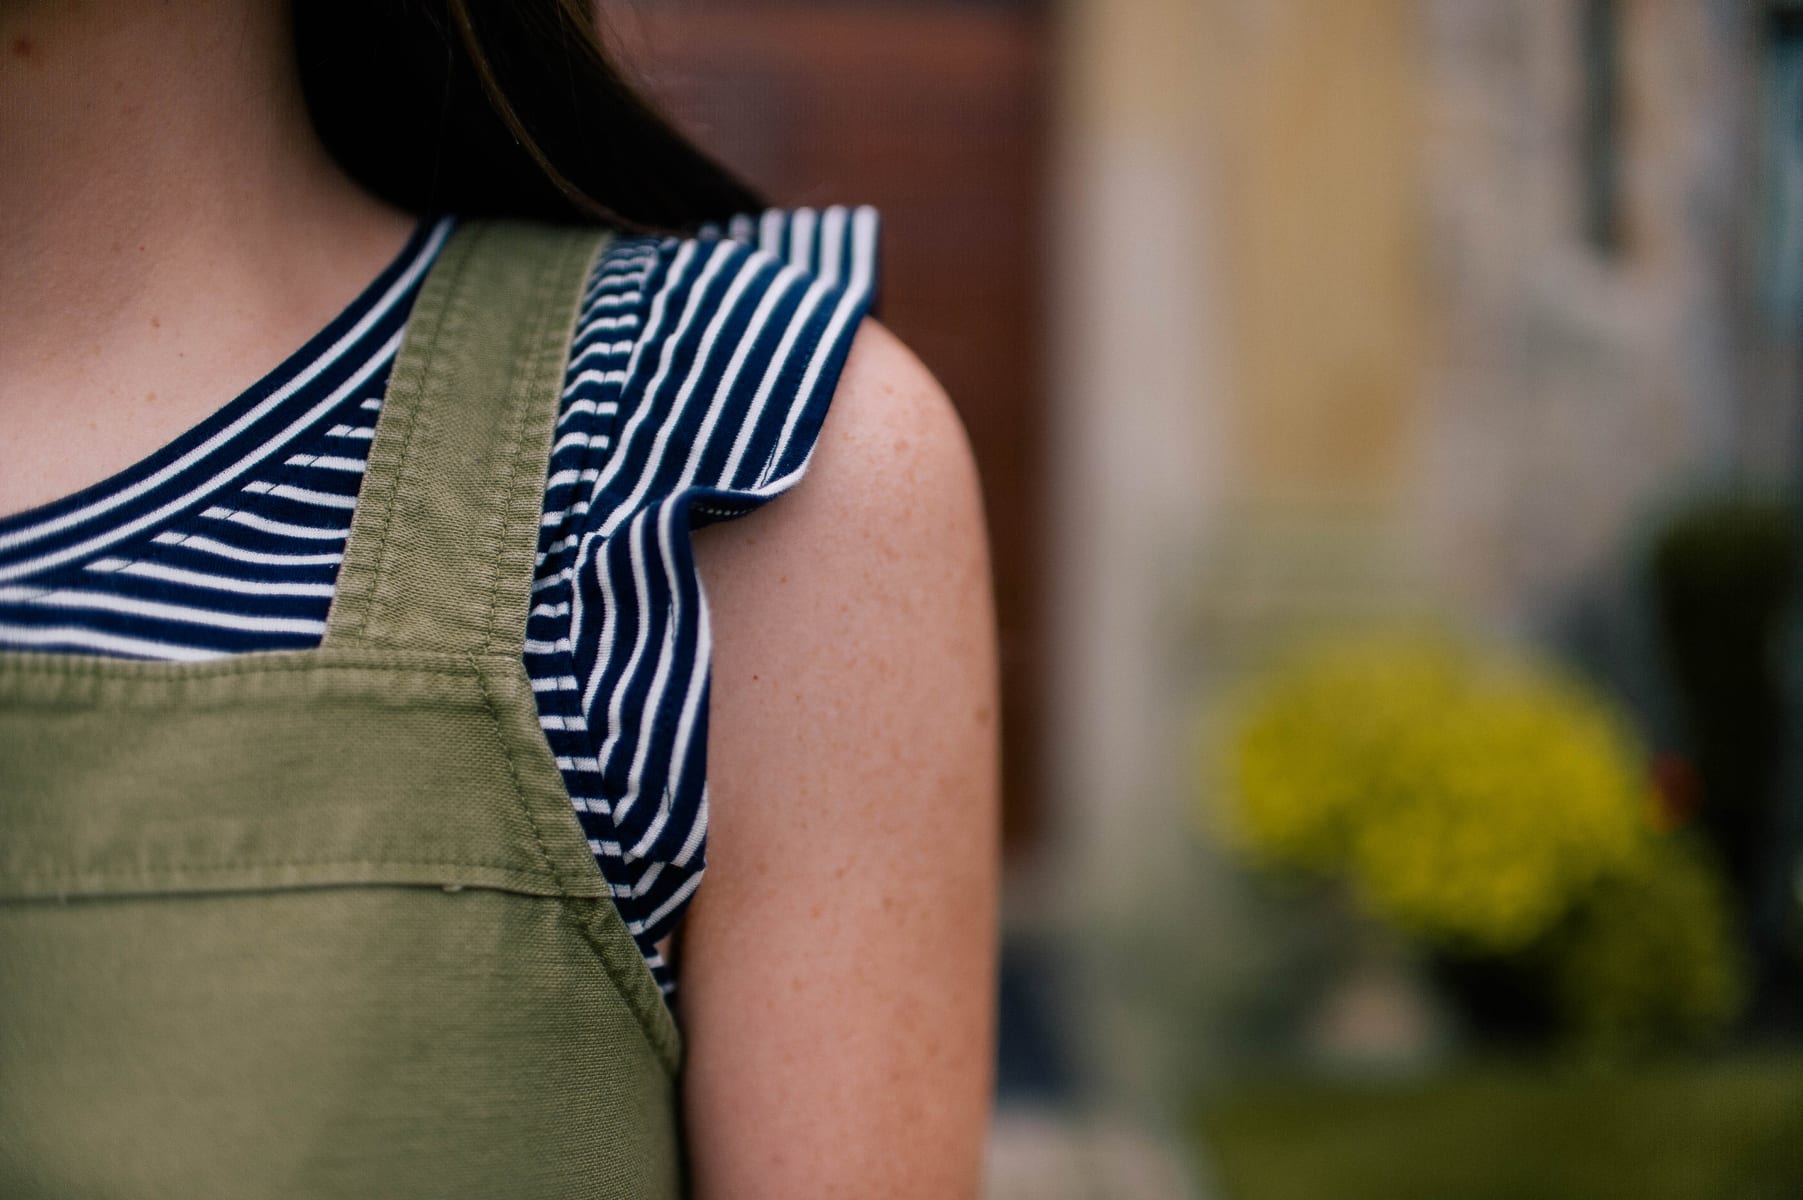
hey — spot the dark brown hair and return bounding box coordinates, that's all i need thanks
[294,0,762,232]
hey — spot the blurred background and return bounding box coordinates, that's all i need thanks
[612,1,1803,1195]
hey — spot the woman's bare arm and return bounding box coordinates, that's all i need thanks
[681,320,1000,1198]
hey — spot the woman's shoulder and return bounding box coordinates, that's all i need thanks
[520,204,977,980]
[562,202,978,602]
[549,202,978,641]
[675,290,996,1200]
[558,205,884,522]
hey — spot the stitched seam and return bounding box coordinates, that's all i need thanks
[470,655,578,899]
[469,654,677,1073]
[361,240,470,641]
[0,658,498,683]
[7,859,565,879]
[348,223,487,644]
[488,233,564,652]
[478,251,548,655]
[329,377,415,642]
[485,230,609,656]
[564,898,681,1077]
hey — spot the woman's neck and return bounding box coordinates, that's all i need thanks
[0,0,413,515]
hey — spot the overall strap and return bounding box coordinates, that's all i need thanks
[326,221,609,656]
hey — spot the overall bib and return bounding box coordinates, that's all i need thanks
[0,222,684,1198]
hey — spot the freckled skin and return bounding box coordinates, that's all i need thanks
[683,322,999,1198]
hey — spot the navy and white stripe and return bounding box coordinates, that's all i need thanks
[0,207,880,999]
[0,220,448,658]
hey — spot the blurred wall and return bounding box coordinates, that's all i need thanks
[1047,0,1801,1109]
[1417,0,1795,629]
[1042,0,1240,1111]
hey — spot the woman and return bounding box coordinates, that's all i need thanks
[0,1,998,1195]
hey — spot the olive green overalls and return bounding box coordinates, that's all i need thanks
[0,223,684,1198]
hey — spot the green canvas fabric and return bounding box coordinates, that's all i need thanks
[0,221,684,1199]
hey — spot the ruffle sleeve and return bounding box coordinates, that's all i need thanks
[525,207,881,996]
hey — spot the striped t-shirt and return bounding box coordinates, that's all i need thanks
[0,208,881,999]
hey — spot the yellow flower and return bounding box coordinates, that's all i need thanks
[1223,636,1656,952]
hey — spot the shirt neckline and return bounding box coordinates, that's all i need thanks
[0,217,451,575]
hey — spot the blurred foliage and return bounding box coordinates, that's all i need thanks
[1651,497,1795,855]
[1542,837,1745,1055]
[1218,634,1746,1050]
[1225,637,1651,951]
[1648,495,1798,998]
[1198,1055,1803,1200]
